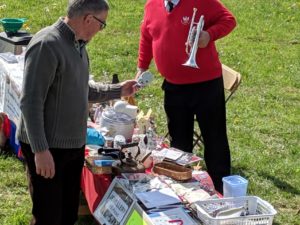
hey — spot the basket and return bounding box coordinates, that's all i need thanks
[0,18,26,33]
[153,161,192,181]
[195,196,277,225]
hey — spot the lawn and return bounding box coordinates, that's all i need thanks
[0,0,299,224]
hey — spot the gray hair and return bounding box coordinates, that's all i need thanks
[67,0,109,18]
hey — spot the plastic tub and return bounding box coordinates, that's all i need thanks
[222,175,248,197]
[100,109,135,140]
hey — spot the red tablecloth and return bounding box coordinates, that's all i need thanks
[80,166,112,213]
[80,164,218,214]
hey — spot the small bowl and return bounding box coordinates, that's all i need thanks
[0,18,27,33]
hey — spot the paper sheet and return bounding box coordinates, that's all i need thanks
[149,208,197,225]
[135,188,181,209]
[126,210,147,225]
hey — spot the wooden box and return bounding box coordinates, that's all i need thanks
[85,156,112,174]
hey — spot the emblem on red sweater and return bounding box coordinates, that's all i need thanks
[181,16,190,25]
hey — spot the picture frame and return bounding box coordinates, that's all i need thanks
[93,178,136,225]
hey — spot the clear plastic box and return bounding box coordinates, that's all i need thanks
[222,175,248,197]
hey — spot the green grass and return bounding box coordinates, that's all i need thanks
[0,0,300,224]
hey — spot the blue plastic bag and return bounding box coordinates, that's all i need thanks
[86,128,105,146]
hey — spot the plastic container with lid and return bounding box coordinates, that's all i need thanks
[100,109,135,140]
[222,175,248,197]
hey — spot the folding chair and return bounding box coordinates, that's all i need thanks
[192,64,242,149]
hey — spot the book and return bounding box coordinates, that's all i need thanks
[153,148,184,161]
[135,188,181,209]
[175,152,202,166]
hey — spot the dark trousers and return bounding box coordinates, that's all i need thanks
[20,142,85,225]
[163,77,231,193]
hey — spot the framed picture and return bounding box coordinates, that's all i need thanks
[93,178,136,225]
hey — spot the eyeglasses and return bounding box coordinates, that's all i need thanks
[92,15,106,30]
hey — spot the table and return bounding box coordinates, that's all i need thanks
[80,165,216,215]
[80,166,112,213]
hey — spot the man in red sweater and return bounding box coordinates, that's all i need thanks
[136,0,236,193]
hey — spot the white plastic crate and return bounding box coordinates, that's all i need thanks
[195,196,277,225]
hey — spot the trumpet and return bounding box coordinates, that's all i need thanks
[182,8,204,69]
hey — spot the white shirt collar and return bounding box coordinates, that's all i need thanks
[164,0,180,7]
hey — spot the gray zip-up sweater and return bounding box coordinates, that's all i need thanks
[17,18,121,152]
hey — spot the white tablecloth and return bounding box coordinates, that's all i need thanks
[0,53,24,124]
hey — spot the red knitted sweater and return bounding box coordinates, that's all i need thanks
[138,0,236,84]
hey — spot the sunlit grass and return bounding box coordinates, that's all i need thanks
[0,0,299,224]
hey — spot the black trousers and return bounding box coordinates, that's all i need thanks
[163,77,231,193]
[20,142,85,225]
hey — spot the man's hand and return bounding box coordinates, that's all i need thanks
[198,30,210,48]
[35,150,55,179]
[135,70,144,80]
[120,80,138,97]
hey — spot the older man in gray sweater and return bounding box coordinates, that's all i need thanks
[17,0,136,224]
